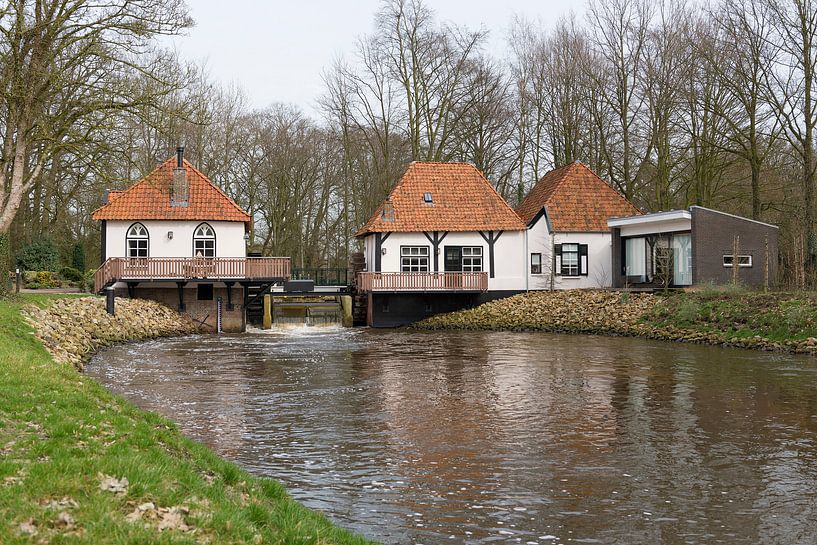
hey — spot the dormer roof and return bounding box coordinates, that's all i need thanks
[355,162,526,237]
[91,156,250,227]
[516,161,640,232]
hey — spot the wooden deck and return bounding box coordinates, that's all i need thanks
[94,257,291,293]
[356,272,489,292]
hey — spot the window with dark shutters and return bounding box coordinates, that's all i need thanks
[556,243,589,276]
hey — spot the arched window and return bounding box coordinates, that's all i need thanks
[126,223,149,258]
[193,223,216,258]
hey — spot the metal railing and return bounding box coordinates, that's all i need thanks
[356,272,489,292]
[93,257,291,293]
[291,267,349,286]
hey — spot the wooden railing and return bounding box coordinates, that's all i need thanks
[356,272,489,292]
[94,257,291,292]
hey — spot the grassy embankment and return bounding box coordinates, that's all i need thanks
[0,294,375,545]
[417,287,817,353]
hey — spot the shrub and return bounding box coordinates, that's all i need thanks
[71,243,85,271]
[17,240,60,272]
[24,271,59,290]
[59,266,83,282]
[81,270,96,293]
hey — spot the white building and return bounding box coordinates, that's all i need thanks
[355,162,527,326]
[515,162,641,291]
[92,148,289,331]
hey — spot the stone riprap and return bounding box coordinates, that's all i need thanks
[416,290,817,355]
[23,297,199,369]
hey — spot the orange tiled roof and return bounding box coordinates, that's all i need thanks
[355,162,526,236]
[91,157,251,226]
[515,162,640,232]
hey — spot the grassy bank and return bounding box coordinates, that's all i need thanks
[0,294,374,544]
[416,288,817,354]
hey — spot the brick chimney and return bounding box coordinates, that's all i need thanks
[171,146,188,207]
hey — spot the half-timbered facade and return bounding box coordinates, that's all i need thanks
[355,162,527,326]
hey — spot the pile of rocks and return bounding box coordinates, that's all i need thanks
[417,290,658,335]
[24,297,199,369]
[416,290,817,355]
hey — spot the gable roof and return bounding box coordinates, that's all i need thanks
[355,162,526,236]
[516,161,640,232]
[91,157,251,226]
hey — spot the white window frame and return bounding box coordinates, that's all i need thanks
[723,255,753,268]
[531,253,543,275]
[193,223,216,258]
[461,246,483,272]
[400,246,430,272]
[126,223,149,259]
[561,243,580,276]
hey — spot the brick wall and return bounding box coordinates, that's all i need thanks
[691,206,779,288]
[116,284,245,332]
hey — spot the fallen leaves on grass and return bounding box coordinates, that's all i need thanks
[125,501,194,532]
[18,518,38,536]
[99,473,129,494]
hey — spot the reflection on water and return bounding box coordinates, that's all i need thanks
[86,328,817,545]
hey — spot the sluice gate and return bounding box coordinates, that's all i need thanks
[248,294,353,328]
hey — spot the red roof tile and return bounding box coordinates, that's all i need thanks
[92,157,250,226]
[355,162,526,236]
[515,162,640,232]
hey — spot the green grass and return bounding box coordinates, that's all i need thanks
[0,294,376,545]
[643,288,817,342]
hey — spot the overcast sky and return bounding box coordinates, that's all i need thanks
[164,0,585,115]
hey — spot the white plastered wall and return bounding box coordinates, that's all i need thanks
[526,215,614,290]
[105,220,247,259]
[370,230,527,291]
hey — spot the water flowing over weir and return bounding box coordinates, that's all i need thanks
[86,330,817,545]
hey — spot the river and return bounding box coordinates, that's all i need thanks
[86,328,817,545]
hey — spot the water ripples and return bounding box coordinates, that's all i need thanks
[87,329,817,545]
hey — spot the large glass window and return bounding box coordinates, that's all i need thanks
[672,234,693,285]
[624,237,647,282]
[193,223,216,258]
[126,223,149,258]
[401,246,429,272]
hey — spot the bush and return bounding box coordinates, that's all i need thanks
[24,271,60,290]
[17,240,60,272]
[81,270,96,293]
[0,233,9,296]
[59,266,83,282]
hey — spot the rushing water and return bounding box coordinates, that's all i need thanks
[86,328,817,545]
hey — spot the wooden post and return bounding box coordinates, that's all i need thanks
[217,297,223,334]
[263,294,272,330]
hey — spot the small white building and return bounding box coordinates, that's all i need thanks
[515,162,641,290]
[355,162,527,326]
[92,148,289,331]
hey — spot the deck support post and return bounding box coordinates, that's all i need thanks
[224,281,235,310]
[126,282,138,298]
[176,281,187,312]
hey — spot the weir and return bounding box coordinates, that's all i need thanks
[249,293,353,328]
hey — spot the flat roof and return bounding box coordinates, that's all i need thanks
[607,209,691,227]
